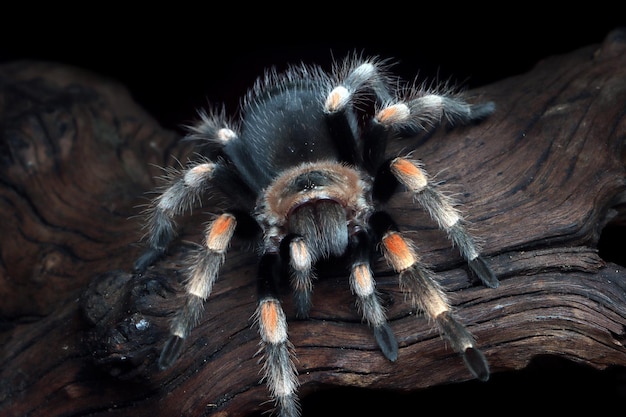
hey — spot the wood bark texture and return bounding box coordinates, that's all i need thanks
[1,29,626,416]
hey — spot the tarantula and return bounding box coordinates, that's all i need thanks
[134,54,498,417]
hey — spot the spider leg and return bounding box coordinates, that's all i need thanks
[158,213,237,369]
[255,253,300,417]
[324,58,393,166]
[325,58,393,114]
[370,211,490,381]
[134,161,217,272]
[366,93,497,288]
[400,92,495,132]
[388,157,498,288]
[283,235,315,319]
[349,229,398,361]
[135,111,240,273]
[367,83,495,136]
[363,87,495,173]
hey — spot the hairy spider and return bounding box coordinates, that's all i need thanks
[134,54,499,417]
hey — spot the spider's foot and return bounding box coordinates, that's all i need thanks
[374,323,398,362]
[437,311,490,381]
[158,335,185,370]
[469,101,496,121]
[276,393,301,417]
[134,248,165,273]
[468,256,499,289]
[293,290,311,320]
[462,346,490,382]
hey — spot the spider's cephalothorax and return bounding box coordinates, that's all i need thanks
[134,55,499,417]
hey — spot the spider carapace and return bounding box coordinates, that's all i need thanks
[134,54,498,417]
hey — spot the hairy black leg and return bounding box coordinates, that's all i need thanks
[135,108,249,274]
[404,93,495,130]
[324,58,394,166]
[376,90,495,137]
[360,119,392,176]
[134,161,216,273]
[323,102,360,165]
[349,229,398,361]
[370,211,490,381]
[134,202,176,273]
[390,157,498,288]
[281,235,315,319]
[158,213,236,370]
[255,253,300,417]
[374,157,498,288]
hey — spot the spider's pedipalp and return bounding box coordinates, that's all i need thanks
[287,199,348,260]
[285,236,315,318]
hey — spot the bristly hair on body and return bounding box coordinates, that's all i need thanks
[134,53,498,417]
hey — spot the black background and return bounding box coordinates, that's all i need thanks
[2,13,623,135]
[2,9,625,416]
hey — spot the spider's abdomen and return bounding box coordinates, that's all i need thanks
[224,84,343,193]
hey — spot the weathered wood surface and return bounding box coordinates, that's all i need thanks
[1,29,626,416]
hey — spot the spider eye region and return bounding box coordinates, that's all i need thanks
[292,170,331,191]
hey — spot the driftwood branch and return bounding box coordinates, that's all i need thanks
[1,29,626,416]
